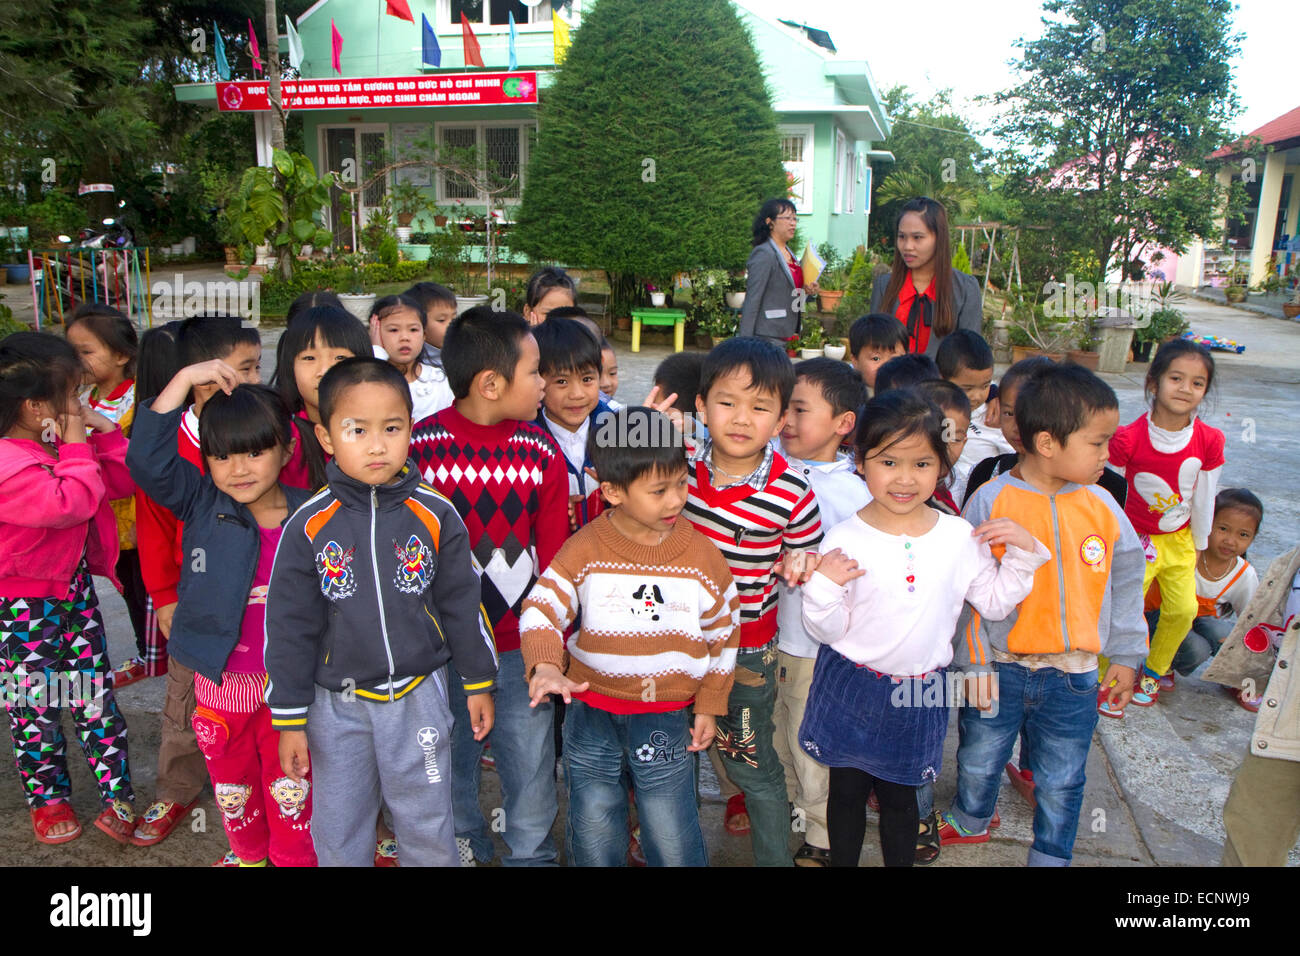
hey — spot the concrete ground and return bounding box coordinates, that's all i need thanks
[2,277,1297,866]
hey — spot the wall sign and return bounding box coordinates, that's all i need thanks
[216,72,538,111]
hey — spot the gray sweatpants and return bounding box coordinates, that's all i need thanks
[305,670,457,866]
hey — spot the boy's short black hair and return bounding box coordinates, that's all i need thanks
[874,353,940,394]
[403,282,456,314]
[178,315,260,366]
[371,293,425,327]
[914,379,972,420]
[533,315,602,378]
[1215,487,1263,529]
[794,356,868,417]
[317,357,413,429]
[544,305,602,348]
[999,355,1056,398]
[587,405,686,489]
[441,306,531,400]
[654,352,705,415]
[1015,363,1118,452]
[849,313,908,356]
[936,329,994,378]
[699,336,795,411]
[199,384,294,460]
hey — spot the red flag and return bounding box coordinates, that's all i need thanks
[248,18,262,75]
[331,18,343,74]
[460,13,484,68]
[385,0,415,23]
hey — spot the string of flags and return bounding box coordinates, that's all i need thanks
[217,3,573,79]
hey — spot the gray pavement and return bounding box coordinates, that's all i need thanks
[2,282,1297,865]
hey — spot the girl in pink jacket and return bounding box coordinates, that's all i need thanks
[0,332,136,845]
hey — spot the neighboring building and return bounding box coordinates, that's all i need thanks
[172,0,891,262]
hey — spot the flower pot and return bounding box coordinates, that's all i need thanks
[434,215,448,227]
[616,316,632,331]
[823,344,847,361]
[650,292,666,307]
[224,246,240,266]
[169,243,185,256]
[799,348,823,359]
[817,290,845,313]
[709,335,729,348]
[395,226,412,243]
[182,236,197,255]
[339,292,377,321]
[396,212,414,227]
[1283,303,1300,319]
[787,349,798,358]
[1066,349,1100,371]
[300,244,314,257]
[1224,287,1247,303]
[725,291,746,309]
[455,294,489,316]
[1011,345,1066,363]
[1130,339,1154,363]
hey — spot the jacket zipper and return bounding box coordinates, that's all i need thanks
[371,486,397,701]
[1048,494,1070,651]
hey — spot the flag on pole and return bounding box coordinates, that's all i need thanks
[508,11,518,70]
[331,19,343,74]
[214,21,230,80]
[460,13,484,68]
[553,12,571,65]
[285,16,304,70]
[385,0,415,22]
[248,18,262,75]
[421,13,441,67]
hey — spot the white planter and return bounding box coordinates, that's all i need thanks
[650,292,666,307]
[395,226,412,243]
[169,243,184,256]
[182,236,197,255]
[799,348,823,359]
[338,293,377,322]
[823,344,846,361]
[255,244,274,267]
[455,294,489,316]
[300,244,313,257]
[725,291,746,309]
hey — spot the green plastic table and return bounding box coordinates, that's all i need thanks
[630,307,688,352]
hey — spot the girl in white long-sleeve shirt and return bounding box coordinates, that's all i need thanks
[799,389,1049,867]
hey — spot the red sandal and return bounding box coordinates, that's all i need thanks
[32,801,82,845]
[724,793,751,836]
[93,799,136,845]
[129,799,195,847]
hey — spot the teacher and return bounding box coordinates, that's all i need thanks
[738,198,817,345]
[871,196,982,357]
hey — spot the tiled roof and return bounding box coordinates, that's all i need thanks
[1212,105,1300,158]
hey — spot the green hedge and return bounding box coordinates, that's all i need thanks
[259,260,432,314]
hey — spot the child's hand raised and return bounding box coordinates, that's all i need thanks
[812,548,865,587]
[184,359,243,395]
[279,730,310,783]
[80,403,116,434]
[641,385,684,433]
[528,662,589,708]
[970,517,1039,554]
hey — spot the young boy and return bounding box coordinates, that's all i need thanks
[941,363,1146,866]
[409,307,569,866]
[403,281,457,361]
[532,315,611,531]
[848,313,908,391]
[873,353,939,394]
[371,294,455,424]
[915,379,972,515]
[774,358,869,866]
[266,358,497,867]
[599,339,620,407]
[131,315,262,853]
[686,336,823,867]
[937,330,1013,505]
[520,405,741,866]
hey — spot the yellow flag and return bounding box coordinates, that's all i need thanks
[553,13,571,65]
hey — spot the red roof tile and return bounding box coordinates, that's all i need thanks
[1212,105,1300,158]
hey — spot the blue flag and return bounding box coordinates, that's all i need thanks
[421,13,441,67]
[214,21,230,80]
[508,11,517,70]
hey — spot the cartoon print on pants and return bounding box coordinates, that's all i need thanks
[269,775,310,820]
[393,534,434,595]
[215,782,252,820]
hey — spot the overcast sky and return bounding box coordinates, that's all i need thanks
[740,0,1295,144]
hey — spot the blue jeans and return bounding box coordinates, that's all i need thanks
[951,662,1099,866]
[449,649,558,866]
[1147,609,1234,676]
[563,700,707,866]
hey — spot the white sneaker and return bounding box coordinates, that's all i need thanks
[456,837,477,867]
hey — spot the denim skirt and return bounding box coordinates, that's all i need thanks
[798,644,949,786]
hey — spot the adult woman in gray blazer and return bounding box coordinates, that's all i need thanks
[738,198,817,345]
[870,196,982,358]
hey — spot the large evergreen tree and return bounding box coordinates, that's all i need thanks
[512,0,787,314]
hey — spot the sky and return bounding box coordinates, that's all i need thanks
[739,0,1296,144]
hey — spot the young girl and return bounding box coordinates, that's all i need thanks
[1106,339,1224,711]
[127,361,317,866]
[67,304,153,689]
[271,304,372,491]
[799,389,1048,867]
[523,266,578,326]
[0,331,137,844]
[370,294,454,425]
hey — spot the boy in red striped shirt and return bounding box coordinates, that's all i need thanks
[683,337,822,866]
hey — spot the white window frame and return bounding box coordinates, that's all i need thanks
[833,128,849,214]
[438,0,553,30]
[433,120,536,207]
[778,123,814,215]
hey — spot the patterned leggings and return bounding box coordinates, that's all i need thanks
[0,561,133,808]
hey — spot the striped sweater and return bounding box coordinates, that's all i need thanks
[519,512,741,716]
[683,438,822,648]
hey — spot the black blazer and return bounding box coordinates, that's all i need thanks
[738,239,804,340]
[870,269,983,357]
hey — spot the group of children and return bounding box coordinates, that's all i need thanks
[0,273,1271,867]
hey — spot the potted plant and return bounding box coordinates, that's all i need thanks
[815,243,848,313]
[1224,264,1248,303]
[390,181,432,243]
[1066,318,1100,370]
[1006,294,1077,361]
[797,320,825,359]
[698,305,737,347]
[647,282,666,308]
[1284,283,1300,320]
[784,334,799,358]
[724,271,747,309]
[337,253,377,320]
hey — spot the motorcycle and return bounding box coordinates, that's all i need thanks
[55,209,137,308]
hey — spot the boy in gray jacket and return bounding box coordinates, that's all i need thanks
[266,358,497,866]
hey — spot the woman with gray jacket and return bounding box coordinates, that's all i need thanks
[870,196,982,358]
[738,198,817,345]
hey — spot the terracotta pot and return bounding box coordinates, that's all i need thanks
[616,316,632,331]
[818,290,845,313]
[1066,349,1100,370]
[1011,345,1066,363]
[787,349,798,358]
[396,212,414,227]
[224,246,240,266]
[433,215,448,227]
[709,335,728,348]
[1282,303,1300,318]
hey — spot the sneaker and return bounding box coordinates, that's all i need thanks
[113,657,149,690]
[456,836,477,867]
[374,837,399,867]
[1130,675,1159,707]
[212,850,241,867]
[1098,687,1125,719]
[937,811,990,846]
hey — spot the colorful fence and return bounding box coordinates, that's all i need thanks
[27,248,153,330]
